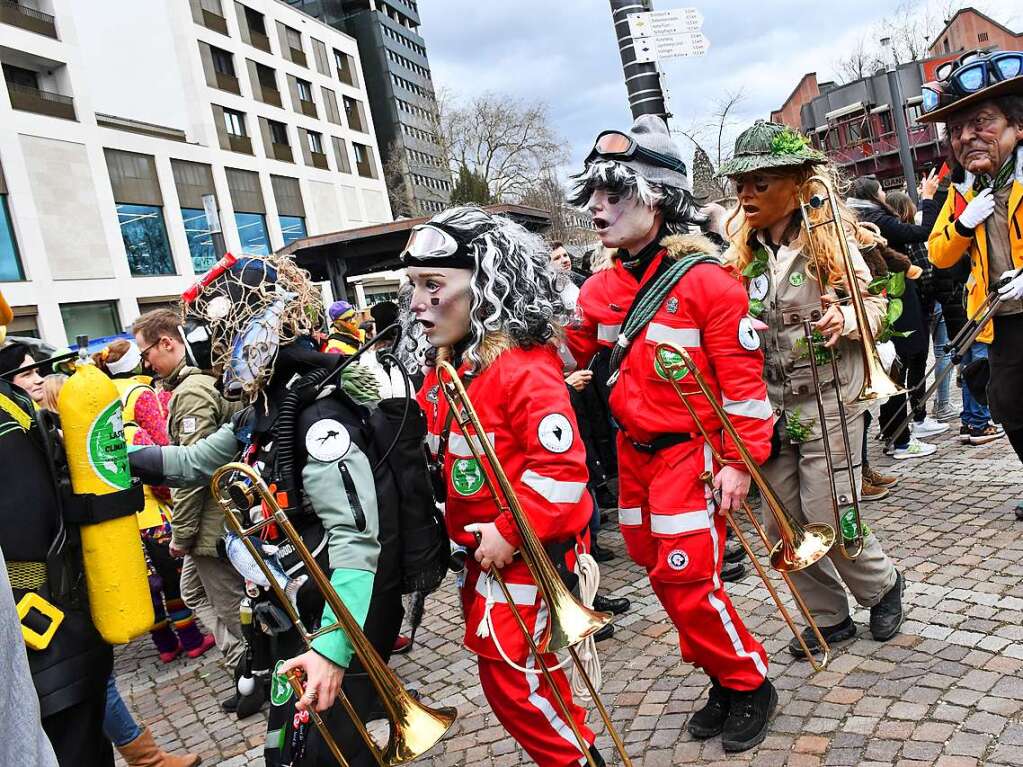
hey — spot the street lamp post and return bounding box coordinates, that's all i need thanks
[881,37,920,204]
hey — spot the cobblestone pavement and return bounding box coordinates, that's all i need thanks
[114,412,1023,766]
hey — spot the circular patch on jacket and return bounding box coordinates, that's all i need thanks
[426,384,440,403]
[666,549,689,571]
[451,458,485,496]
[789,272,806,287]
[654,348,689,381]
[270,660,293,706]
[738,317,761,351]
[748,273,769,301]
[665,296,679,314]
[305,419,351,463]
[538,413,574,453]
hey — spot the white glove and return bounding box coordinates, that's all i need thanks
[957,188,996,229]
[997,269,1023,301]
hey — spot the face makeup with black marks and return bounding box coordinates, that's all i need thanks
[733,171,801,234]
[406,266,473,347]
[948,101,1023,177]
[587,188,661,251]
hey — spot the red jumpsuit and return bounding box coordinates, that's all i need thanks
[566,239,774,691]
[418,344,595,766]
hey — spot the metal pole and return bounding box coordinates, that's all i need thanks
[886,66,919,204]
[609,0,669,122]
[202,193,228,258]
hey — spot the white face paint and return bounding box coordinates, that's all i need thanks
[406,266,473,348]
[586,188,660,251]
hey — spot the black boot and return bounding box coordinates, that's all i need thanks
[720,560,746,583]
[870,569,905,641]
[591,542,615,563]
[687,679,730,739]
[724,536,746,565]
[587,744,606,767]
[721,678,777,752]
[593,623,614,642]
[592,594,630,615]
[787,615,856,659]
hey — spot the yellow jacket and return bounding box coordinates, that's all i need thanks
[928,176,1023,343]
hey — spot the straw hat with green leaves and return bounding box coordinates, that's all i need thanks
[717,120,826,178]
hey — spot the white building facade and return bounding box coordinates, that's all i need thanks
[0,0,391,345]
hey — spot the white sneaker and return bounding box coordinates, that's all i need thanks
[932,403,957,421]
[911,417,950,438]
[890,438,938,460]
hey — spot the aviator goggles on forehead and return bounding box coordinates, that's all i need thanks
[586,130,688,174]
[400,223,478,269]
[923,50,1023,114]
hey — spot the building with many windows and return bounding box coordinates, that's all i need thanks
[0,0,389,345]
[283,0,451,215]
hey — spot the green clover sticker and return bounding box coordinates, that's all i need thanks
[654,348,689,382]
[270,660,293,706]
[789,272,806,288]
[451,458,485,496]
[840,507,860,541]
[88,399,131,491]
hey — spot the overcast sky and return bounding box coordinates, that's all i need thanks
[419,1,1021,172]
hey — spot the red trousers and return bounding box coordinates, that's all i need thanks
[477,631,594,766]
[617,435,768,691]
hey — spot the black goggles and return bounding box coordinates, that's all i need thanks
[400,223,476,270]
[934,50,1023,101]
[585,130,688,174]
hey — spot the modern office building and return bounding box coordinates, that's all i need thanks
[284,0,451,215]
[0,0,390,345]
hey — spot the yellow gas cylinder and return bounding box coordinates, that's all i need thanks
[58,363,154,644]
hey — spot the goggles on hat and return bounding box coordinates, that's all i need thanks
[400,223,477,269]
[933,50,1023,103]
[586,130,688,175]
[921,81,956,114]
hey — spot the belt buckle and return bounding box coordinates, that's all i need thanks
[17,592,65,651]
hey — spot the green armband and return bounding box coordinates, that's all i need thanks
[310,568,375,668]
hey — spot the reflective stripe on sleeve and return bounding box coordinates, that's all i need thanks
[520,469,587,504]
[722,395,773,420]
[649,509,712,535]
[646,323,701,348]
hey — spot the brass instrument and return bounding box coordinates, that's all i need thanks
[796,175,901,560]
[653,343,835,670]
[435,361,632,767]
[210,463,456,766]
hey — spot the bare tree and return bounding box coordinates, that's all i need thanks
[382,140,415,219]
[439,93,569,202]
[519,171,593,246]
[671,89,744,202]
[834,35,884,84]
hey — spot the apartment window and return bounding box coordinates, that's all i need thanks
[234,212,270,255]
[343,96,366,132]
[353,142,376,179]
[0,193,23,281]
[180,208,217,272]
[211,47,234,77]
[269,120,289,146]
[334,49,358,87]
[60,301,121,342]
[105,149,174,276]
[331,136,351,174]
[224,108,246,136]
[271,175,305,246]
[978,32,989,43]
[878,109,894,135]
[241,5,271,53]
[281,24,305,66]
[322,87,342,125]
[307,131,324,155]
[311,38,331,77]
[278,215,307,246]
[846,120,863,144]
[296,79,312,102]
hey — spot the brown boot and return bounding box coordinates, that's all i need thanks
[117,727,201,767]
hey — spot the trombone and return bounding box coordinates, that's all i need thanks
[796,175,902,559]
[435,361,632,767]
[653,343,835,671]
[210,463,456,766]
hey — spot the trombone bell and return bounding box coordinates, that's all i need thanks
[769,523,836,572]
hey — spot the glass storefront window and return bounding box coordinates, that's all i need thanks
[234,211,270,255]
[0,195,24,281]
[181,207,217,272]
[279,215,307,247]
[60,300,120,342]
[116,203,175,276]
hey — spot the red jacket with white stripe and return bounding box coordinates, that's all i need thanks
[565,234,774,465]
[418,341,591,660]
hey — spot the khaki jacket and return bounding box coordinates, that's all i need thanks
[164,360,240,556]
[737,233,886,443]
[928,152,1023,344]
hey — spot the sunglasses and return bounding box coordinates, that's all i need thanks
[933,50,1023,101]
[586,130,688,174]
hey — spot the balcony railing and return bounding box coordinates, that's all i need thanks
[201,9,228,35]
[827,123,939,167]
[289,48,307,68]
[227,134,252,154]
[270,142,293,162]
[214,70,240,95]
[310,151,329,170]
[298,98,317,118]
[257,84,282,108]
[0,1,57,38]
[5,82,76,120]
[249,28,271,54]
